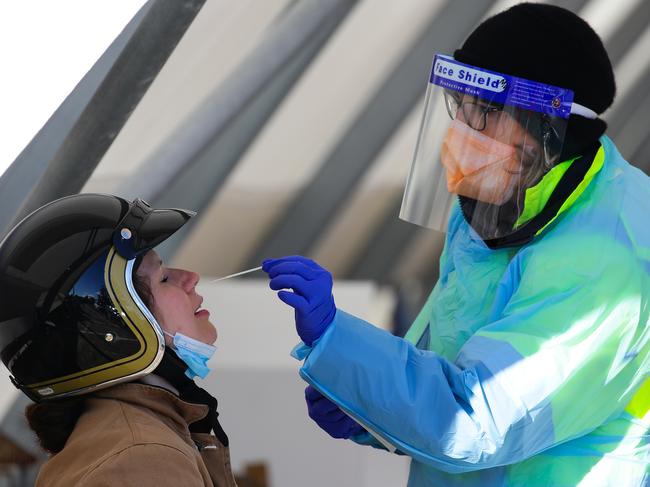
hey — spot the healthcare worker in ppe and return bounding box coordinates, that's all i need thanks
[0,194,237,486]
[263,3,650,486]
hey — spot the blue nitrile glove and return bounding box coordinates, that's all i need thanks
[262,256,336,346]
[305,385,365,439]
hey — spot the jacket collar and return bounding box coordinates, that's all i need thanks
[93,382,209,437]
[140,373,179,395]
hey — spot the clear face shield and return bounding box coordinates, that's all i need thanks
[400,54,594,240]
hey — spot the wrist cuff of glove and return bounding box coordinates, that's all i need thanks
[291,309,338,360]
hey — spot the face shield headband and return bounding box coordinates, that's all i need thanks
[399,53,597,239]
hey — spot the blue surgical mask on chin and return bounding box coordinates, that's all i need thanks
[163,330,217,380]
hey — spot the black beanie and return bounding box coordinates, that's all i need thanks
[454,2,615,160]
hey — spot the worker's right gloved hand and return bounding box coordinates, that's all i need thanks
[263,255,337,346]
[305,385,365,439]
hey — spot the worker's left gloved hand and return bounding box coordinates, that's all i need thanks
[305,385,366,439]
[262,256,336,346]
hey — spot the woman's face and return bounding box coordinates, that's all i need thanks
[136,250,217,346]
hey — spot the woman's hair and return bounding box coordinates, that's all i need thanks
[25,397,86,454]
[132,267,155,309]
[25,263,155,454]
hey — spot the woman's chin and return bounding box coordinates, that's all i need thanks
[207,323,218,345]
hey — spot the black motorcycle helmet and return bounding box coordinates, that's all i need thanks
[0,194,195,402]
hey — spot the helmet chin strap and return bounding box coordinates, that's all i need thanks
[150,348,229,446]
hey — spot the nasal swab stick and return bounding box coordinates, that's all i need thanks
[208,266,263,283]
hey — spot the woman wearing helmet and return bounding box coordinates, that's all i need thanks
[0,193,236,486]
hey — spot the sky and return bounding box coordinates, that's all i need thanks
[0,1,147,178]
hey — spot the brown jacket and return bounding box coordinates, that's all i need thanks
[35,383,238,487]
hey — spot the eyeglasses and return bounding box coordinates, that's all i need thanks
[443,90,503,131]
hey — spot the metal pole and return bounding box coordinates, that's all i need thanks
[119,0,359,205]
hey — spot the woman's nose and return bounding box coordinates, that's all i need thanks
[187,271,201,289]
[172,268,200,292]
[183,270,200,292]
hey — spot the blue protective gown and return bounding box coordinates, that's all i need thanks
[293,136,650,486]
